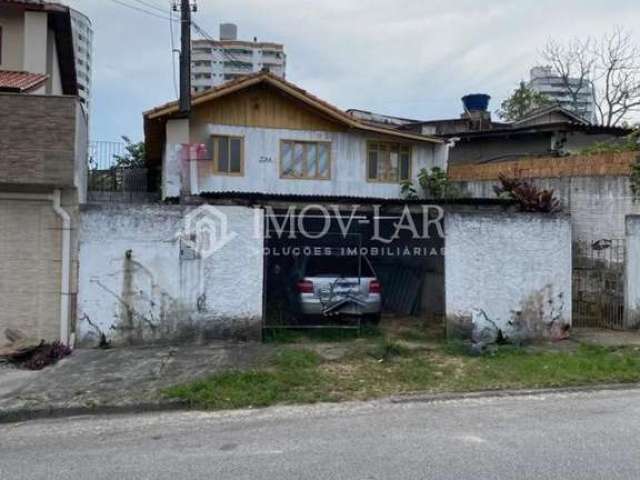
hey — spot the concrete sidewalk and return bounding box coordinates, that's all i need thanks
[0,343,271,422]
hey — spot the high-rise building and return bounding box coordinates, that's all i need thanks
[528,66,595,123]
[69,8,93,112]
[191,23,286,92]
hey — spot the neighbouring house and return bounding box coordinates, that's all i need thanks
[0,0,88,344]
[0,0,78,96]
[351,96,631,166]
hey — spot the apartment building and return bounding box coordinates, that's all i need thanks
[528,66,595,123]
[70,7,93,112]
[0,0,88,344]
[191,23,286,92]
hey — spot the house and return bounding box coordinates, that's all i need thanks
[0,0,88,344]
[143,71,448,201]
[351,96,631,166]
[72,74,575,346]
[403,99,631,165]
[0,0,78,96]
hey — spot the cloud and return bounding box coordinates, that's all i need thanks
[65,0,640,141]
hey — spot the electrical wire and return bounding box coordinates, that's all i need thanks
[130,0,168,13]
[191,20,246,66]
[109,0,173,21]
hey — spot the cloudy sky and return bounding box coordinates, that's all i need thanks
[65,0,640,142]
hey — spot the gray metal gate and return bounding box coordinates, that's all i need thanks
[572,239,625,329]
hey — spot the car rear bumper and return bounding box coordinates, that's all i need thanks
[298,295,382,316]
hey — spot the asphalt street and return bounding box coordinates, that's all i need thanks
[2,388,640,479]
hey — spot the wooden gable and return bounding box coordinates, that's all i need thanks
[191,83,346,132]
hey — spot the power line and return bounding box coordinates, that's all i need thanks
[191,20,245,65]
[109,0,174,21]
[130,0,167,13]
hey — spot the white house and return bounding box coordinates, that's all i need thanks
[143,72,448,200]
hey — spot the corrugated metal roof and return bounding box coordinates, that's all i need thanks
[0,70,49,92]
[192,190,515,207]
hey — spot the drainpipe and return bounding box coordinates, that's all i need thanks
[0,191,72,344]
[51,190,72,345]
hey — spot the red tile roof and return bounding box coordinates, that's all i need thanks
[0,70,49,93]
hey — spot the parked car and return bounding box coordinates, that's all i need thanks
[288,254,382,324]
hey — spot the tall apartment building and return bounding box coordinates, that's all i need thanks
[191,23,286,92]
[528,66,595,123]
[70,7,93,112]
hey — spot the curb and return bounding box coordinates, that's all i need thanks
[2,383,640,424]
[0,399,190,424]
[390,382,640,404]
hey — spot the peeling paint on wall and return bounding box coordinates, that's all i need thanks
[77,204,264,346]
[445,212,572,342]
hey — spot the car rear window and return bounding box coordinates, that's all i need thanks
[304,255,375,277]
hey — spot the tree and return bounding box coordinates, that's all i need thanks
[593,28,640,127]
[113,136,145,168]
[541,37,595,118]
[498,82,550,121]
[542,28,640,127]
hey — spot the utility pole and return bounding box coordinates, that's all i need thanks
[178,0,196,116]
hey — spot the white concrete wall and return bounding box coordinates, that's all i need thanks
[457,176,640,244]
[0,8,24,70]
[625,215,640,328]
[163,118,190,199]
[74,103,88,204]
[23,11,48,75]
[77,204,264,345]
[445,212,572,340]
[163,124,446,199]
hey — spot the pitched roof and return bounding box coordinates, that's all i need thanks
[0,70,49,93]
[0,0,68,13]
[144,72,441,144]
[0,0,77,96]
[512,104,590,126]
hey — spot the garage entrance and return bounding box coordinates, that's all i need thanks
[262,201,445,332]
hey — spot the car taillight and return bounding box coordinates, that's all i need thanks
[297,280,314,293]
[369,280,381,294]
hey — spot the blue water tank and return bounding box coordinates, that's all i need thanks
[462,94,491,112]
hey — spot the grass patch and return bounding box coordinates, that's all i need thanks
[263,325,382,344]
[165,339,640,410]
[367,337,412,361]
[164,349,332,409]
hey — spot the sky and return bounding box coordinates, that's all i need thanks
[65,0,640,142]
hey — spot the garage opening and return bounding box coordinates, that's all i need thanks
[262,202,445,334]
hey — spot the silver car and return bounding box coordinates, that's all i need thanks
[290,255,382,323]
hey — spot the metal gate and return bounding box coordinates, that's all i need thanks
[572,239,625,329]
